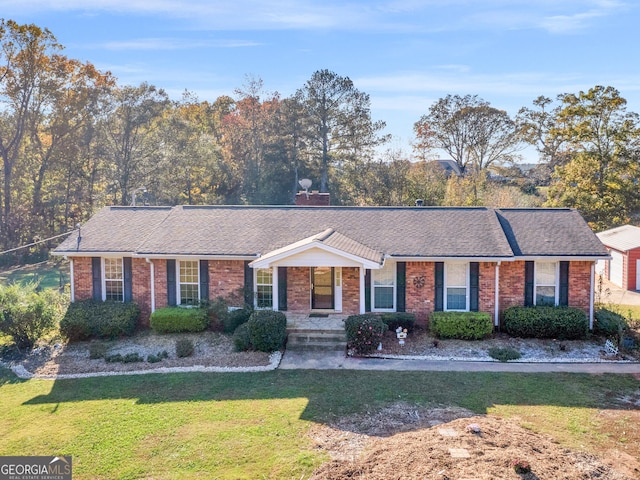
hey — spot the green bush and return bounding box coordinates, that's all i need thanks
[380,312,416,333]
[147,350,169,363]
[122,352,143,363]
[232,323,252,352]
[150,307,209,333]
[345,314,387,355]
[105,353,123,363]
[488,347,522,362]
[503,306,588,340]
[202,297,229,331]
[60,300,139,341]
[429,312,493,340]
[223,306,253,334]
[594,308,628,337]
[247,310,287,352]
[89,342,108,360]
[175,338,194,358]
[0,283,67,349]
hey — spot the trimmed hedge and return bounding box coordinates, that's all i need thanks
[223,306,253,334]
[503,306,588,340]
[429,312,493,340]
[150,307,209,333]
[60,300,139,341]
[380,312,416,333]
[345,313,388,355]
[247,310,287,352]
[594,308,628,337]
[232,323,252,352]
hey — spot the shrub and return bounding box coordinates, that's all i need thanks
[232,323,252,352]
[88,342,108,360]
[122,352,143,363]
[0,283,67,349]
[223,305,253,334]
[345,314,387,355]
[147,350,170,363]
[488,347,522,362]
[503,306,588,340]
[380,312,416,333]
[175,338,194,358]
[60,300,139,341]
[202,297,229,332]
[429,312,493,340]
[150,307,209,333]
[105,353,123,363]
[594,308,628,338]
[247,310,287,352]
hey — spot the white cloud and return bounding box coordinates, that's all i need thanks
[99,38,260,51]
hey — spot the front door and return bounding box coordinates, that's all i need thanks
[312,267,334,309]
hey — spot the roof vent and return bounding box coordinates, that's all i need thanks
[415,199,424,207]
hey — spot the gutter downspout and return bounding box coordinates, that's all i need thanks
[67,256,75,302]
[494,261,500,327]
[147,258,155,314]
[590,262,595,330]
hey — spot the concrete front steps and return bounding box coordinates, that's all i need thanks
[286,329,347,351]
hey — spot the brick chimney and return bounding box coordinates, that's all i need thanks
[295,190,330,206]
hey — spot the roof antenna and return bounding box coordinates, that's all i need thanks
[299,178,312,199]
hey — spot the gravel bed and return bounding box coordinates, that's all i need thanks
[364,330,637,363]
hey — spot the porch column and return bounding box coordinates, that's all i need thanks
[589,262,595,330]
[359,266,365,314]
[69,258,75,302]
[494,261,500,326]
[272,266,279,311]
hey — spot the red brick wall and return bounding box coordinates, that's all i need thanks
[628,249,640,291]
[73,257,93,301]
[287,267,311,312]
[569,261,592,314]
[294,191,330,206]
[132,258,152,326]
[209,260,245,306]
[405,262,435,325]
[479,262,496,324]
[341,267,360,315]
[498,260,525,316]
[154,259,168,310]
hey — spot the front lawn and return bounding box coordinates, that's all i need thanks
[0,367,638,479]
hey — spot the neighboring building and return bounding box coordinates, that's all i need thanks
[431,159,462,177]
[596,224,640,291]
[54,205,608,329]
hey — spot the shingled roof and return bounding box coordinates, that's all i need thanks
[54,205,608,261]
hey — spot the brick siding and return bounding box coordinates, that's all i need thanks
[72,257,93,301]
[209,260,245,306]
[132,258,151,326]
[405,262,435,325]
[341,267,360,315]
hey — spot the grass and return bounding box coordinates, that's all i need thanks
[0,260,69,290]
[0,368,639,479]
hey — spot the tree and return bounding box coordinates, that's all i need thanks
[414,94,522,175]
[0,20,61,245]
[296,69,388,193]
[545,86,640,230]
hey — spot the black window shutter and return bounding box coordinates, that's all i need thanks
[123,257,133,302]
[470,262,479,312]
[278,267,288,311]
[199,260,209,302]
[396,262,406,312]
[364,269,371,312]
[524,261,534,306]
[166,259,176,306]
[435,262,444,311]
[559,261,569,306]
[91,257,102,301]
[244,261,253,306]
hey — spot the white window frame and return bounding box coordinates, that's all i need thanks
[534,261,559,306]
[444,262,470,311]
[177,259,200,306]
[372,261,396,312]
[254,267,273,309]
[102,257,124,302]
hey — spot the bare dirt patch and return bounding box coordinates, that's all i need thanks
[12,331,271,376]
[309,403,638,480]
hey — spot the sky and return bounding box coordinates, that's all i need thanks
[2,0,640,162]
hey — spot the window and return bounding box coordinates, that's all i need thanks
[373,262,395,311]
[445,263,468,311]
[179,260,199,305]
[256,268,273,308]
[535,261,557,306]
[103,258,123,301]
